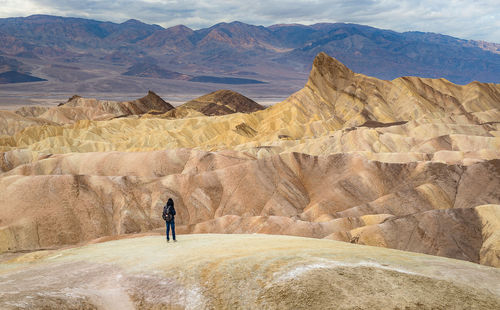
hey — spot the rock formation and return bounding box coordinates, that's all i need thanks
[1,53,499,268]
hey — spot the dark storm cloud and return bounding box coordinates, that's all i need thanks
[1,0,499,42]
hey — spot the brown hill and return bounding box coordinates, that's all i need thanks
[181,89,265,116]
[129,90,175,113]
[1,53,499,165]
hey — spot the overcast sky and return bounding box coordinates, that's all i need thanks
[1,0,499,43]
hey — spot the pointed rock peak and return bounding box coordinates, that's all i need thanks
[143,90,165,102]
[60,94,81,106]
[312,52,353,79]
[146,90,160,98]
[307,52,355,90]
[314,52,350,69]
[67,94,81,102]
[136,90,174,111]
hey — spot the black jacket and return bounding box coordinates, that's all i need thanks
[162,202,176,222]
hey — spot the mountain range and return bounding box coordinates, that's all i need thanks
[0,14,499,100]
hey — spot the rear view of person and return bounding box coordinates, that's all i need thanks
[162,198,176,242]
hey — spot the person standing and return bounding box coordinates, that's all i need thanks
[162,198,176,242]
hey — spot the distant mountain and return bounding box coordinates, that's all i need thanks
[0,71,46,84]
[277,23,500,83]
[193,21,277,50]
[0,15,499,93]
[0,15,161,48]
[138,25,194,52]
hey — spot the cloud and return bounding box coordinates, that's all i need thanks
[0,0,499,43]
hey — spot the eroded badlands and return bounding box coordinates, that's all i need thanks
[1,53,499,268]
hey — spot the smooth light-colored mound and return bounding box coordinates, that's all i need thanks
[0,234,499,309]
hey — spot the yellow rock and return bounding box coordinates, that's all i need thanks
[475,204,500,267]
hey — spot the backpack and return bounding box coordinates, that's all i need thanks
[163,205,173,222]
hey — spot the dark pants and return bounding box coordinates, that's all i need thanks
[166,220,175,241]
